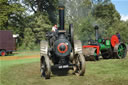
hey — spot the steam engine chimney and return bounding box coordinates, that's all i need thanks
[59,6,65,30]
[94,25,99,42]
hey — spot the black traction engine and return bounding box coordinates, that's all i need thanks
[40,6,85,79]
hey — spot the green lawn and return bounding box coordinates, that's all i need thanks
[0,55,128,85]
[0,49,40,57]
[11,49,40,57]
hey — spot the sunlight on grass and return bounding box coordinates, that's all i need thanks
[13,49,40,56]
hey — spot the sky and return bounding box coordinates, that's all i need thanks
[111,0,128,21]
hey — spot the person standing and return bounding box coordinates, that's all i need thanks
[52,24,58,32]
[116,32,121,42]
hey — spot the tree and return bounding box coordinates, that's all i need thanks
[77,15,95,43]
[22,0,58,24]
[107,21,128,43]
[92,1,121,37]
[92,0,111,5]
[28,13,52,43]
[0,0,25,29]
[21,28,36,50]
[94,3,120,21]
[0,0,11,29]
[93,2,120,26]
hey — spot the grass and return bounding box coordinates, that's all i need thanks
[0,58,39,68]
[0,53,128,85]
[10,49,40,57]
[0,49,40,58]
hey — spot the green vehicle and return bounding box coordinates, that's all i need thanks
[83,25,127,60]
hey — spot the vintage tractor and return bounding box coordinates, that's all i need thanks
[83,25,127,60]
[40,6,85,79]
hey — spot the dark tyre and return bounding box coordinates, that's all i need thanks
[0,50,6,56]
[101,49,112,59]
[94,56,99,61]
[40,56,51,79]
[102,53,111,59]
[73,53,85,76]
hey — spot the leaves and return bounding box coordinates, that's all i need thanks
[29,13,52,43]
[0,0,128,50]
[21,28,36,50]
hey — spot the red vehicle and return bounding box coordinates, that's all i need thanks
[0,30,16,56]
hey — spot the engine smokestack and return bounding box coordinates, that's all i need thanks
[59,6,65,30]
[94,25,99,42]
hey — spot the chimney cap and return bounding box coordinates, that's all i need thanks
[94,25,99,30]
[58,6,65,10]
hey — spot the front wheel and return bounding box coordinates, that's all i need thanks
[0,50,6,56]
[40,56,51,79]
[73,53,85,76]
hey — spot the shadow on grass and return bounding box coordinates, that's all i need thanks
[51,69,71,76]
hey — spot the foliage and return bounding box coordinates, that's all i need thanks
[0,0,25,29]
[77,15,95,43]
[21,28,36,50]
[92,2,127,43]
[0,0,9,28]
[107,21,128,42]
[93,3,120,25]
[22,0,58,24]
[28,13,52,43]
[0,0,128,49]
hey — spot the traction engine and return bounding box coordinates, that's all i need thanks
[83,25,127,61]
[40,6,85,79]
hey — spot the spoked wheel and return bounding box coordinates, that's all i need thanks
[73,53,85,76]
[0,50,6,56]
[114,43,127,59]
[40,56,51,79]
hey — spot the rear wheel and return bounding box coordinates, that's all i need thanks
[0,50,6,56]
[113,43,127,59]
[101,49,112,59]
[69,24,74,49]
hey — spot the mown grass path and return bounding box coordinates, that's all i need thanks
[0,55,39,60]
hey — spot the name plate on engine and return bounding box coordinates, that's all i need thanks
[58,30,66,33]
[58,65,69,69]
